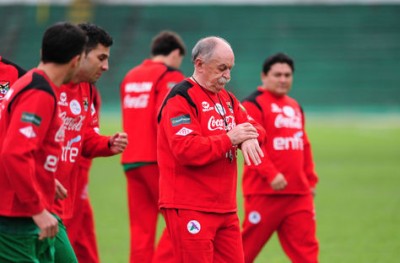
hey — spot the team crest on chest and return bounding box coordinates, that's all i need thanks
[69,99,81,115]
[58,92,68,106]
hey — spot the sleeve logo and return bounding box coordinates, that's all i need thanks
[176,127,193,136]
[19,126,37,138]
[170,114,191,127]
[21,112,42,126]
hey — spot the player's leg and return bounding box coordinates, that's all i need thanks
[54,216,78,263]
[213,213,244,263]
[152,228,175,263]
[277,194,319,263]
[161,208,216,263]
[126,164,160,263]
[242,195,283,263]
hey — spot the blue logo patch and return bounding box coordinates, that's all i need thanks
[171,114,191,127]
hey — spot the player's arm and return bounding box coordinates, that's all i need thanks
[1,89,55,214]
[161,95,232,166]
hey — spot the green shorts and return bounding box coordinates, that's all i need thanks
[54,217,78,263]
[0,215,55,263]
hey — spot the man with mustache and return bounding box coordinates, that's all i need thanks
[157,36,265,263]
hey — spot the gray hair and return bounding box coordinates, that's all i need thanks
[191,36,231,63]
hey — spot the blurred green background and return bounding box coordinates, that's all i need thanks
[1,1,400,262]
[1,3,399,111]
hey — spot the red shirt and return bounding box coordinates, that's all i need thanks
[0,69,62,216]
[120,59,185,165]
[0,56,26,101]
[157,79,266,213]
[52,82,112,220]
[241,87,318,196]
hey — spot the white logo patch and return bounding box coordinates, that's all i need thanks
[58,92,68,106]
[283,106,295,117]
[187,220,201,234]
[69,100,81,115]
[176,127,193,136]
[201,101,214,112]
[248,211,261,224]
[215,103,225,115]
[19,126,36,138]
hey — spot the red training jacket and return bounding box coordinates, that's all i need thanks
[120,59,185,165]
[241,87,318,196]
[0,69,62,216]
[52,82,113,220]
[157,79,266,213]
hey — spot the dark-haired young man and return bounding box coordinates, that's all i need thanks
[54,23,128,263]
[120,30,186,263]
[0,22,86,263]
[241,53,319,263]
[0,56,26,102]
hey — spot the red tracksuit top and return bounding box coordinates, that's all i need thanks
[0,56,26,101]
[157,79,266,213]
[0,69,62,217]
[120,59,185,164]
[52,82,112,220]
[241,87,318,196]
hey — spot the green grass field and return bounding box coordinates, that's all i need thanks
[89,113,400,263]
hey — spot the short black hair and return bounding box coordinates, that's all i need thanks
[262,52,295,74]
[78,23,113,54]
[41,22,87,64]
[151,31,186,57]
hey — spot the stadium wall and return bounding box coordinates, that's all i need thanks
[0,4,399,113]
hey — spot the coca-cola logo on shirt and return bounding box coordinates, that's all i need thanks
[274,106,302,129]
[59,111,85,131]
[207,115,235,131]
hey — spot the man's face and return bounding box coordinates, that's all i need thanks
[261,63,293,97]
[202,45,234,93]
[76,43,110,84]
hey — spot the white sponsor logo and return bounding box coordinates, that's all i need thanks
[201,101,214,112]
[176,127,193,136]
[58,92,68,106]
[215,103,225,115]
[207,115,235,131]
[123,94,149,109]
[248,211,261,224]
[283,106,295,117]
[59,112,85,131]
[44,155,59,172]
[271,103,282,113]
[274,114,302,129]
[61,135,81,163]
[187,220,201,234]
[69,99,81,115]
[273,132,304,150]
[125,82,152,93]
[19,126,36,138]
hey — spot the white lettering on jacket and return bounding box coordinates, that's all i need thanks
[207,115,235,131]
[273,132,304,150]
[59,112,85,131]
[125,82,152,93]
[123,94,149,109]
[274,114,302,129]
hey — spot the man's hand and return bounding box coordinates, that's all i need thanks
[227,122,259,146]
[109,132,128,154]
[271,173,287,190]
[55,179,67,200]
[241,139,264,166]
[32,210,59,240]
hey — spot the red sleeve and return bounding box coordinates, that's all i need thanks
[301,113,318,187]
[1,90,55,214]
[241,100,280,183]
[81,86,113,158]
[161,95,232,166]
